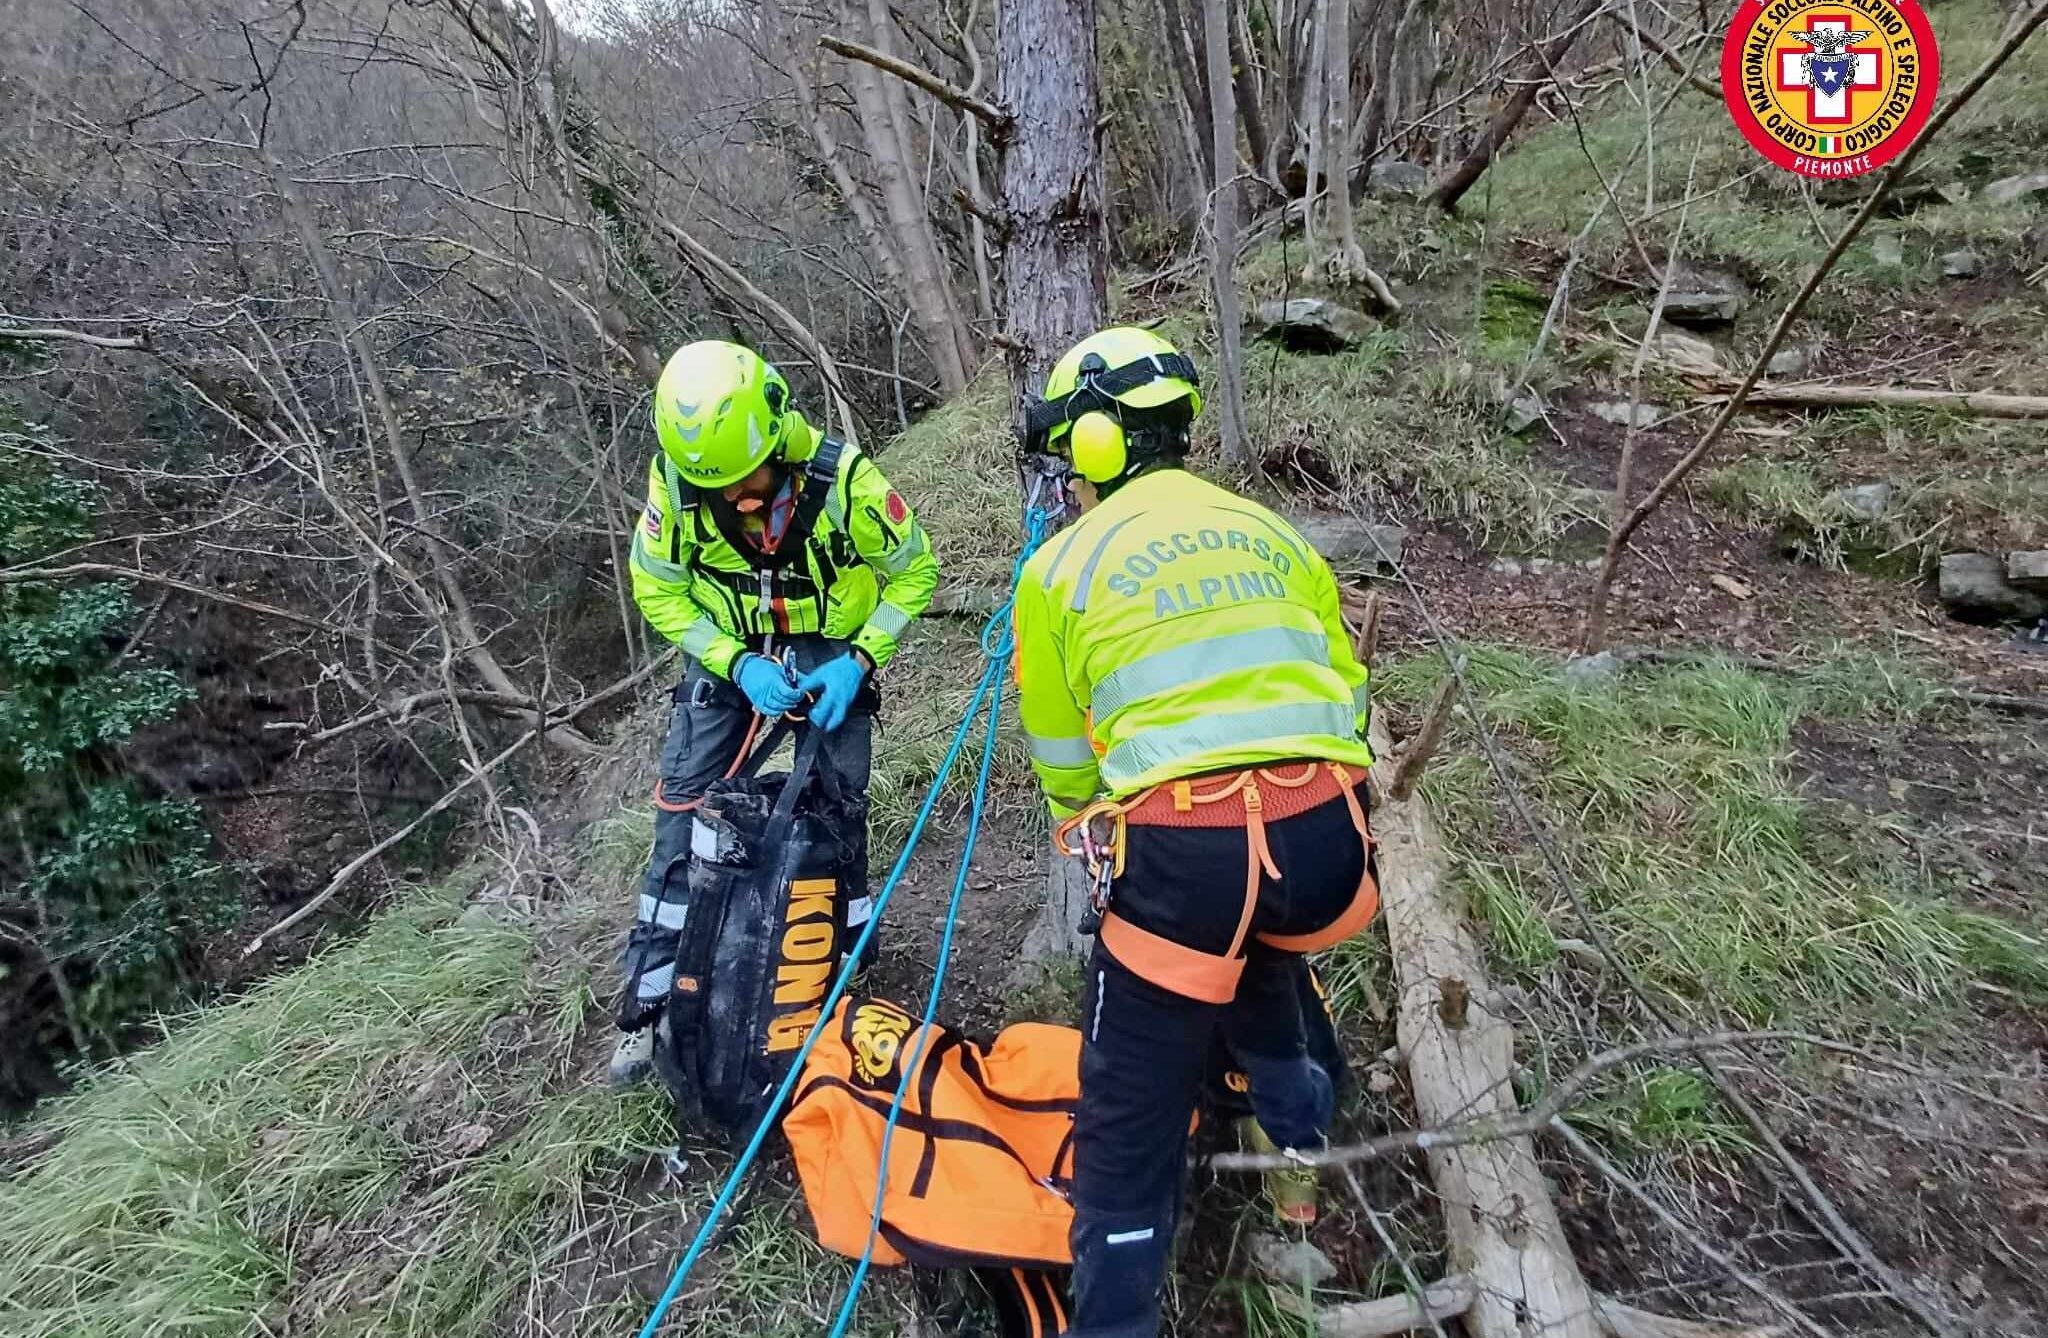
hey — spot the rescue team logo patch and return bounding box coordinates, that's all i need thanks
[884,490,910,525]
[849,999,915,1087]
[642,503,662,539]
[1721,0,1938,178]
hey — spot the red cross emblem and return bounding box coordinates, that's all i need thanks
[1774,14,1885,125]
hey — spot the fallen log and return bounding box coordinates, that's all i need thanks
[1365,710,1602,1338]
[1277,1275,1477,1336]
[1699,381,2048,420]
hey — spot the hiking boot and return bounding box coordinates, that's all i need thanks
[609,1026,657,1089]
[1237,1116,1319,1227]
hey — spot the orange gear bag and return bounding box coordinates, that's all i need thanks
[784,996,1081,1269]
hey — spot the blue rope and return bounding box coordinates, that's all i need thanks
[823,657,1005,1338]
[632,506,1057,1338]
[822,508,1052,1338]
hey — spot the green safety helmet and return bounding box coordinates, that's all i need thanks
[653,341,798,488]
[1028,327,1203,484]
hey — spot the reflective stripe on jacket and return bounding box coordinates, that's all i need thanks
[629,440,939,678]
[1012,469,1372,818]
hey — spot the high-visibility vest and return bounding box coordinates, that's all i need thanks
[1012,469,1372,819]
[630,438,939,678]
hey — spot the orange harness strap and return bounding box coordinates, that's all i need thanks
[1080,762,1378,1004]
[1256,767,1379,953]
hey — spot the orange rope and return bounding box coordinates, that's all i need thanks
[652,710,765,813]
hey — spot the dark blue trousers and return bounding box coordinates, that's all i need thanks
[1069,791,1367,1337]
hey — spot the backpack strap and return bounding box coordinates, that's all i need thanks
[659,456,700,566]
[974,1266,1074,1338]
[791,436,847,540]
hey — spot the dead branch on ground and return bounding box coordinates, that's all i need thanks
[0,324,151,351]
[1210,1029,1814,1172]
[1699,381,2048,420]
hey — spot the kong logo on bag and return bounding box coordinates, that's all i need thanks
[765,877,841,1054]
[1721,0,1939,178]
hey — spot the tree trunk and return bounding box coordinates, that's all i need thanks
[1229,6,1273,185]
[1157,0,1214,223]
[997,0,1108,429]
[864,0,980,379]
[1320,0,1366,272]
[1298,0,1330,254]
[1203,0,1251,472]
[999,0,1109,960]
[1297,0,1398,307]
[843,0,974,394]
[1158,0,1216,179]
[958,4,999,322]
[787,29,919,331]
[1348,0,1416,167]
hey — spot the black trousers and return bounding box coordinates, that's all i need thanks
[621,633,875,1021]
[1069,790,1368,1338]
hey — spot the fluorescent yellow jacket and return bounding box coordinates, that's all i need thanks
[630,437,939,678]
[1013,469,1372,818]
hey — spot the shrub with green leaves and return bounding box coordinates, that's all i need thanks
[1,417,234,1090]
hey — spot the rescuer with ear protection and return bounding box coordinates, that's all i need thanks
[1024,326,1203,499]
[1014,328,1379,1338]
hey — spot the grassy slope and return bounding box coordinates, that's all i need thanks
[1148,0,2048,563]
[1458,0,2048,562]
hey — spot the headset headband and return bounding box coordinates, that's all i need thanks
[1023,351,1200,450]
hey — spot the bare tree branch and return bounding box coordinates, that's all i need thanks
[819,33,1011,130]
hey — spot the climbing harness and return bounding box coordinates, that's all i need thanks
[1053,761,1379,1004]
[632,502,1059,1338]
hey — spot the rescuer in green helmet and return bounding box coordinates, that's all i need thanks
[612,340,939,1086]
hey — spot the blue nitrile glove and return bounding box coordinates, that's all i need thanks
[796,653,867,732]
[734,653,804,718]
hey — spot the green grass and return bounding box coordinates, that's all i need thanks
[864,375,1047,853]
[1371,648,2048,1027]
[0,874,902,1338]
[870,363,1019,591]
[1704,426,2048,569]
[1574,1067,1752,1155]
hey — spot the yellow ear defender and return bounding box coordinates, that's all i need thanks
[1068,410,1126,484]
